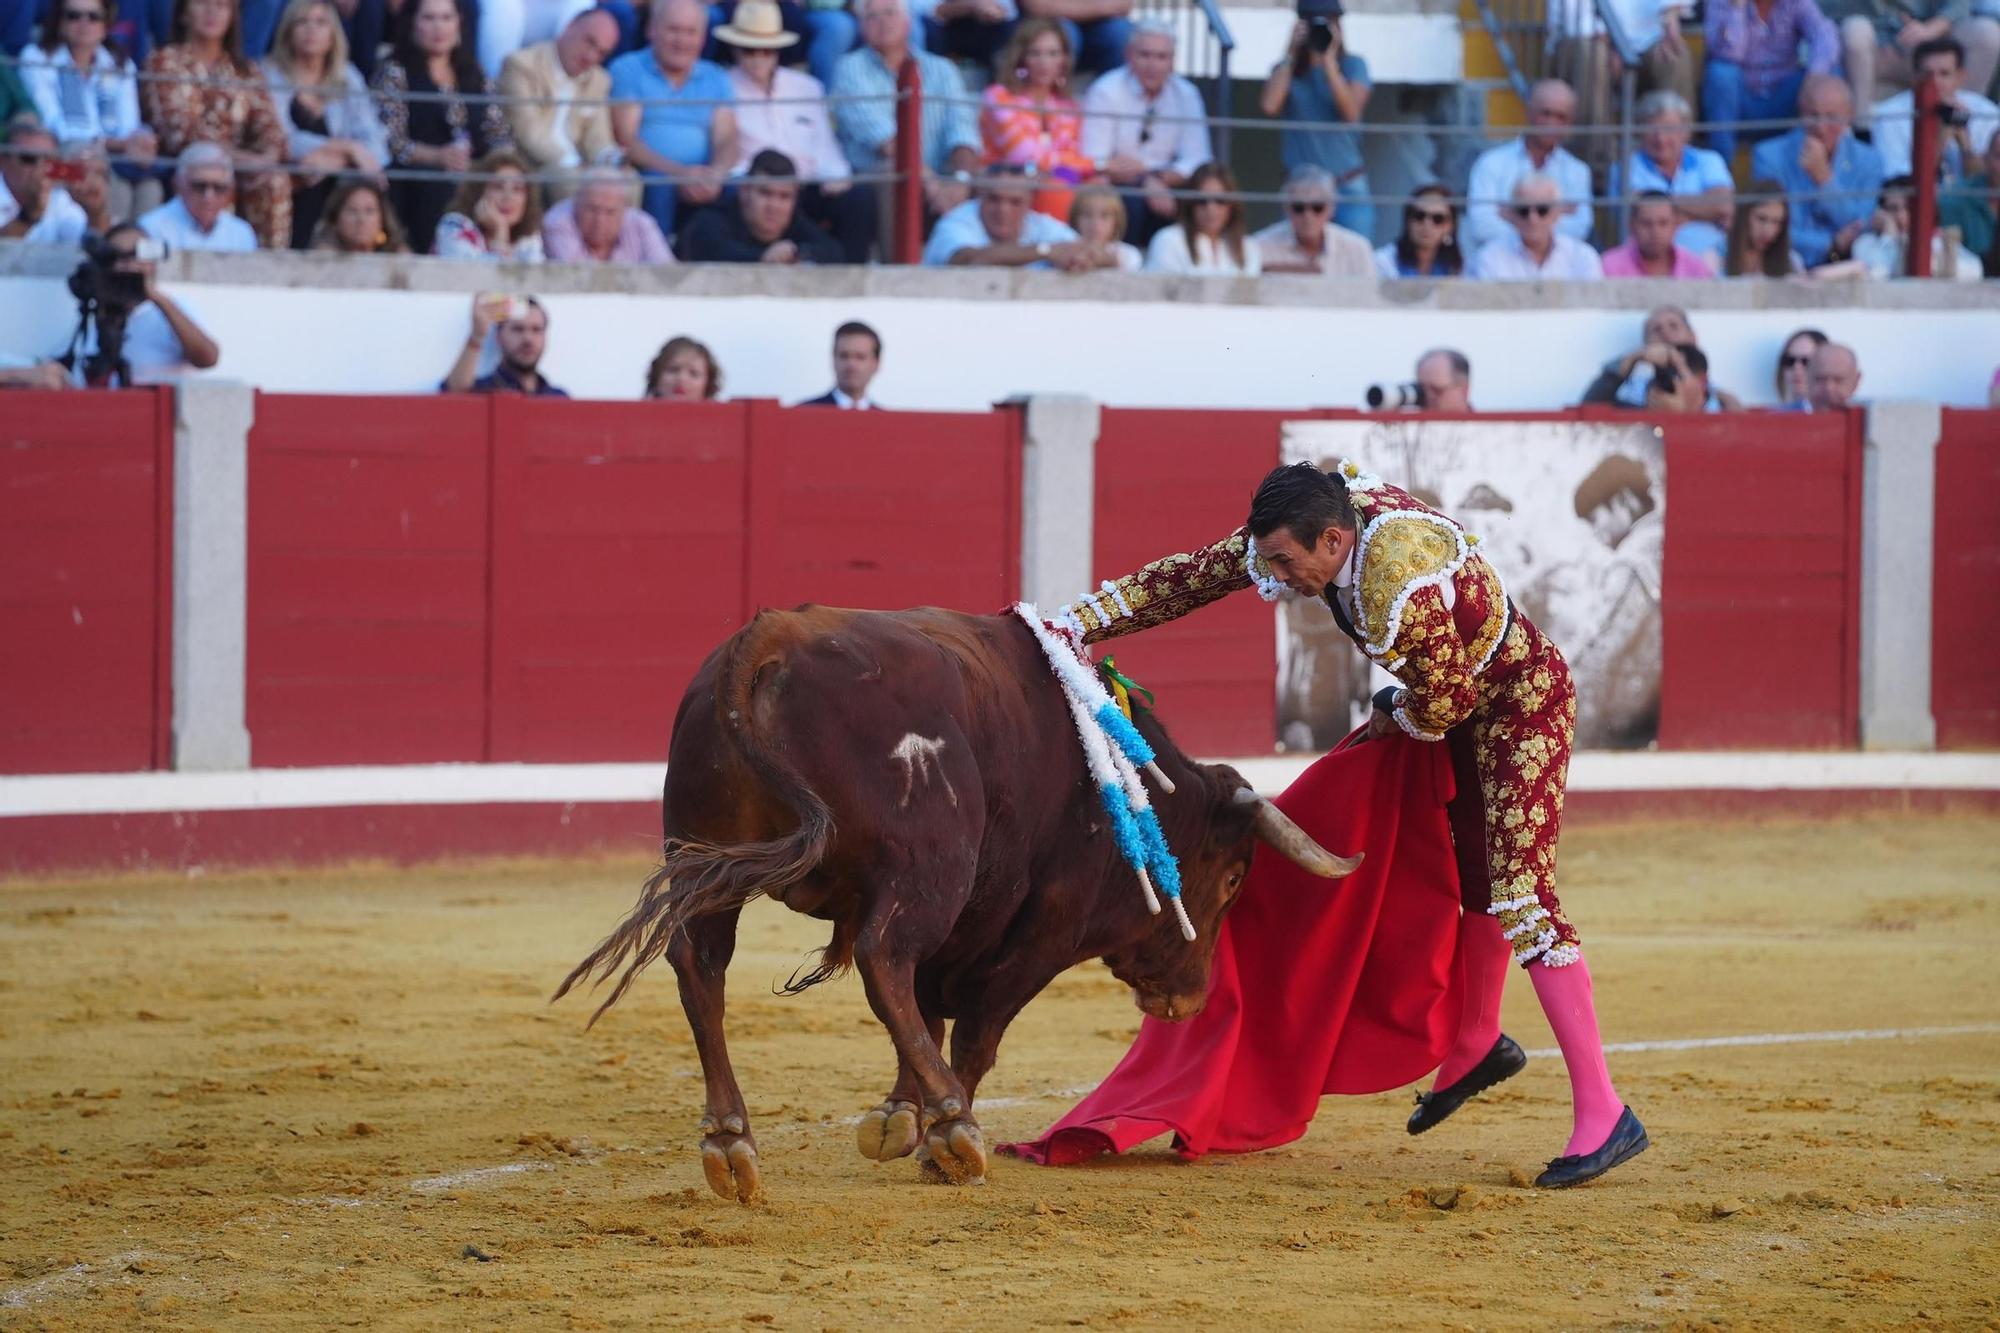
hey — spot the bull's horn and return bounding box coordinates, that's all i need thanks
[1234,788,1363,878]
[1143,761,1176,795]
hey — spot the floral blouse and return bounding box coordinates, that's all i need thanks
[141,44,287,159]
[433,210,546,262]
[371,57,510,164]
[979,84,1093,184]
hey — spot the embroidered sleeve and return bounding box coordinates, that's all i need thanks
[1388,583,1480,741]
[1057,528,1257,644]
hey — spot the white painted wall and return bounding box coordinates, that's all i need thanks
[3,272,1995,412]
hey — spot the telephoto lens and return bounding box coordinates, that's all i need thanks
[1366,382,1421,410]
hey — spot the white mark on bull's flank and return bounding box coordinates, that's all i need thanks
[890,734,956,809]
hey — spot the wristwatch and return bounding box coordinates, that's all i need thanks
[1035,241,1052,259]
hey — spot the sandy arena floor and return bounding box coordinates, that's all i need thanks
[3,817,1998,1330]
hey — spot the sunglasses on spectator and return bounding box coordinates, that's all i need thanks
[1288,200,1330,215]
[1781,353,1814,367]
[186,178,233,195]
[1407,208,1451,225]
[1194,195,1229,208]
[11,149,53,167]
[1512,203,1554,218]
[64,7,106,19]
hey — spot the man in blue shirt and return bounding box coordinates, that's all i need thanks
[1259,2,1373,238]
[1611,89,1733,265]
[609,0,741,237]
[832,0,981,218]
[1752,73,1883,266]
[921,165,1109,269]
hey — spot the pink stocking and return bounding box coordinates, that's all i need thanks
[1528,951,1624,1157]
[1432,911,1510,1090]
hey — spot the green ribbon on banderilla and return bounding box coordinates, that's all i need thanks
[1097,657,1155,721]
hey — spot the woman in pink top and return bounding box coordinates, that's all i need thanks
[979,19,1095,219]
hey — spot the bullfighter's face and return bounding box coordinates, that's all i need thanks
[1252,524,1354,600]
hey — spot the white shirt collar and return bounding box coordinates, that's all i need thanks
[1333,534,1361,589]
[832,387,872,410]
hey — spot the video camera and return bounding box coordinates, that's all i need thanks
[63,232,167,388]
[1297,0,1342,55]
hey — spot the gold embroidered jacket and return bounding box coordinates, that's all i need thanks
[1057,482,1514,742]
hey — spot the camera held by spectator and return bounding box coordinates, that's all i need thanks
[1367,349,1471,412]
[65,230,168,386]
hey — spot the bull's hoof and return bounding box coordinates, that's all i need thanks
[698,1117,761,1204]
[918,1117,988,1186]
[856,1100,920,1162]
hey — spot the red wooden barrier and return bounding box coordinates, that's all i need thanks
[1092,409,1292,757]
[247,394,492,767]
[1657,410,1862,749]
[0,388,172,773]
[487,399,752,763]
[1932,409,2000,748]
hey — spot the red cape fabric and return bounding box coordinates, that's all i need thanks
[1002,733,1466,1165]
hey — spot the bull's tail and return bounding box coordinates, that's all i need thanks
[551,613,835,1026]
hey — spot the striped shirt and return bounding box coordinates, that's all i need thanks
[828,45,978,174]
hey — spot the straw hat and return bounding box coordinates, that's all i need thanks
[715,0,799,49]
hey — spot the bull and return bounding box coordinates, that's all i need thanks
[554,605,1357,1202]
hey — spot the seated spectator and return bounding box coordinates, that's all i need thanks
[645,334,722,399]
[0,117,89,241]
[1872,37,1998,181]
[1752,73,1884,266]
[144,0,292,246]
[1940,130,2000,274]
[922,162,1109,268]
[64,145,119,233]
[707,0,859,90]
[1254,164,1370,276]
[1018,0,1129,76]
[1841,0,1999,130]
[374,0,514,254]
[56,220,221,384]
[443,293,568,395]
[1550,0,1697,177]
[1374,182,1465,277]
[915,0,1016,68]
[498,9,619,202]
[721,0,874,262]
[18,0,162,219]
[1850,173,1987,276]
[1416,348,1471,411]
[139,140,260,249]
[980,18,1094,219]
[543,165,673,260]
[832,0,980,220]
[477,0,606,81]
[263,0,388,248]
[1260,2,1372,238]
[797,319,882,406]
[610,0,738,238]
[1641,344,1712,413]
[1725,181,1805,274]
[1611,91,1732,267]
[308,175,409,249]
[1701,0,1839,163]
[1774,325,1828,405]
[1602,190,1718,275]
[1079,22,1209,247]
[1067,182,1141,269]
[1581,304,1743,408]
[1463,78,1591,254]
[433,148,546,258]
[1145,161,1259,275]
[1471,173,1604,279]
[1806,340,1861,410]
[679,147,841,261]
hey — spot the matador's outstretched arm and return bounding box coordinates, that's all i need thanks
[1053,528,1278,645]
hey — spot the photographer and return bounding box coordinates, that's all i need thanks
[1259,0,1373,239]
[0,117,89,244]
[58,222,221,387]
[1367,348,1472,413]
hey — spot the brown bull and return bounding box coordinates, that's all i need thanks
[554,605,1357,1202]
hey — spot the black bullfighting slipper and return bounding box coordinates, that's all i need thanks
[1534,1106,1650,1188]
[1406,1034,1527,1135]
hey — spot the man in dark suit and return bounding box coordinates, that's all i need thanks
[797,319,882,408]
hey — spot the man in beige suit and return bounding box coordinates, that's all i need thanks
[499,9,622,200]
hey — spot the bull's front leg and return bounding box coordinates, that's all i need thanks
[666,907,760,1204]
[853,937,985,1185]
[855,1012,940,1164]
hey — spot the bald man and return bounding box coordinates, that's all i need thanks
[1806,343,1862,412]
[499,9,622,199]
[1464,78,1594,252]
[608,0,741,234]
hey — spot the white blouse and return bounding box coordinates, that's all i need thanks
[1144,225,1262,276]
[19,44,143,146]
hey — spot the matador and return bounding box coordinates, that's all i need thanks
[1056,459,1649,1187]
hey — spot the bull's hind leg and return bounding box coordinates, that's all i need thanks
[666,906,761,1204]
[855,1012,938,1164]
[853,930,986,1185]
